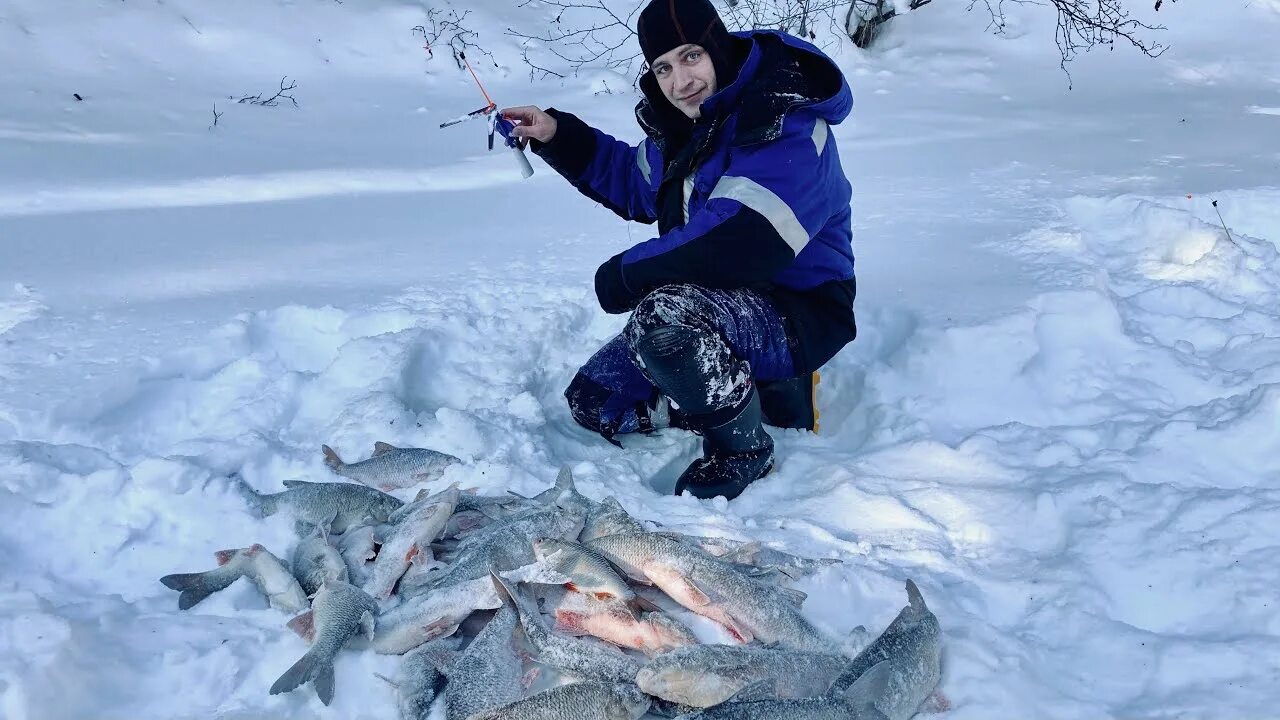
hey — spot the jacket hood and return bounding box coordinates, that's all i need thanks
[637,30,852,151]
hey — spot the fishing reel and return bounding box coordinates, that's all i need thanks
[438,102,535,179]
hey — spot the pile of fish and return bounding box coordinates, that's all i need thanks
[159,442,945,719]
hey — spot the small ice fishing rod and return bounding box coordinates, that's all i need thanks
[438,51,534,179]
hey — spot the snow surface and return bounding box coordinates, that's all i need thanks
[2,0,1279,718]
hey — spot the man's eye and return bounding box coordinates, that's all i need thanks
[654,65,669,76]
[685,51,702,62]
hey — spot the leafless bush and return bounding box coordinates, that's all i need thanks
[412,7,498,70]
[969,0,1170,85]
[503,0,1172,83]
[506,0,642,80]
[235,77,298,107]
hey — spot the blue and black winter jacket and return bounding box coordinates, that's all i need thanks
[533,30,856,374]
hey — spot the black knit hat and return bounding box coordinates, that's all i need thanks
[638,0,736,84]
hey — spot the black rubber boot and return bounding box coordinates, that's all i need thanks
[673,385,775,500]
[633,325,775,500]
[758,372,820,432]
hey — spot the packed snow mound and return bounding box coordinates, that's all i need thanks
[3,189,1278,719]
[0,284,44,336]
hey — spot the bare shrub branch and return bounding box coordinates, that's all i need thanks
[412,7,498,70]
[506,0,642,80]
[235,77,298,107]
[968,0,1170,84]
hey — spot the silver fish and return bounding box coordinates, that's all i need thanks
[423,505,585,590]
[673,664,894,720]
[365,486,460,599]
[829,580,943,720]
[323,441,460,490]
[270,580,379,705]
[667,535,842,581]
[490,572,641,684]
[235,476,403,534]
[637,644,847,708]
[442,602,522,720]
[587,533,837,653]
[532,537,644,605]
[160,544,308,613]
[292,531,349,597]
[372,575,503,654]
[541,585,698,656]
[465,680,651,720]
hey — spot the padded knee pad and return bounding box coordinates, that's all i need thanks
[633,325,750,419]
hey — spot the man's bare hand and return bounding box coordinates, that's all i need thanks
[501,106,558,148]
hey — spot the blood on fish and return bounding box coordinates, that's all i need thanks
[922,690,952,713]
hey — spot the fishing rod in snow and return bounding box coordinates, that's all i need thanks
[437,51,535,179]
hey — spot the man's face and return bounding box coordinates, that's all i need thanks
[651,43,717,120]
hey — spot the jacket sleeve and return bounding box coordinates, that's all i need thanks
[608,111,836,307]
[531,109,660,225]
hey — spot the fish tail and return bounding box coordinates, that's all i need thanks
[233,473,278,517]
[270,648,337,706]
[159,570,237,610]
[905,579,928,613]
[322,444,344,471]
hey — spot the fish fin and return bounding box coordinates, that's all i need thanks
[287,610,317,643]
[410,544,436,566]
[521,667,541,690]
[668,573,712,607]
[723,541,763,563]
[844,625,873,655]
[360,610,377,641]
[373,672,399,689]
[373,441,398,457]
[722,619,754,644]
[905,579,929,613]
[555,465,575,492]
[233,474,277,517]
[159,572,197,591]
[176,589,214,610]
[421,621,461,644]
[772,585,808,607]
[842,660,893,712]
[269,649,332,701]
[282,479,312,489]
[413,488,432,502]
[322,444,344,470]
[725,679,777,704]
[160,571,232,610]
[314,662,336,705]
[628,594,663,613]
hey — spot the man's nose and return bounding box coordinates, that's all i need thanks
[672,66,696,91]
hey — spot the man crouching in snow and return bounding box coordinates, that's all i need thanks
[503,0,856,500]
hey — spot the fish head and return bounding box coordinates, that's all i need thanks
[644,613,699,652]
[635,665,743,708]
[531,537,567,560]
